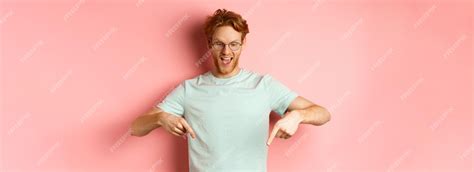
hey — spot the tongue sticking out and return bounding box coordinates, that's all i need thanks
[222,58,232,65]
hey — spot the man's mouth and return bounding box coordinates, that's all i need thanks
[220,57,233,65]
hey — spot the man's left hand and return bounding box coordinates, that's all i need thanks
[267,110,303,146]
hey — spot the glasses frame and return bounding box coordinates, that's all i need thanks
[210,41,242,51]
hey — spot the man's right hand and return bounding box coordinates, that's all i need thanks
[157,112,196,139]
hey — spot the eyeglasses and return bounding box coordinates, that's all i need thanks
[211,41,242,51]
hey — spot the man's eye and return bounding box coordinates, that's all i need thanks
[230,43,240,46]
[215,42,224,46]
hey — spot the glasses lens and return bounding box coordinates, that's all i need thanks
[229,43,241,51]
[212,43,223,50]
[212,42,241,51]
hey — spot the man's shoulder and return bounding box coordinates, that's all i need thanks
[178,71,214,87]
[178,73,204,86]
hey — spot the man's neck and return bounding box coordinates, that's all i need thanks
[211,67,241,78]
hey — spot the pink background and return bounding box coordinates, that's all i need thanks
[1,0,473,171]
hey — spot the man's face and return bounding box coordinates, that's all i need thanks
[209,26,244,76]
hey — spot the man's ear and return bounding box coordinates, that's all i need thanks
[207,39,212,49]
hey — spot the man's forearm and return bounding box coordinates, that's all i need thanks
[295,105,331,126]
[131,110,162,136]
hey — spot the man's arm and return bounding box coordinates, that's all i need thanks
[131,107,196,138]
[286,96,331,126]
[131,107,163,136]
[267,96,330,145]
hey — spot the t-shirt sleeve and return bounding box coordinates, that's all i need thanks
[265,75,298,116]
[155,83,185,117]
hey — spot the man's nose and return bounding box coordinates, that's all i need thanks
[221,45,231,55]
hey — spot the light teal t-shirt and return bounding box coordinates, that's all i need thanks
[156,68,298,172]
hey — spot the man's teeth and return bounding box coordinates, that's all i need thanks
[221,57,233,64]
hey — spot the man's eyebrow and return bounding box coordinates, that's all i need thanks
[212,39,241,43]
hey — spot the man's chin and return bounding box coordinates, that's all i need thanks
[218,68,233,75]
[217,65,235,75]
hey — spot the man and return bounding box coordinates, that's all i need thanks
[131,9,331,172]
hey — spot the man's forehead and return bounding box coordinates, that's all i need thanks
[212,26,242,42]
[212,34,241,42]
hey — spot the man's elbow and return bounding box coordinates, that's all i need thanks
[130,121,147,137]
[315,106,331,126]
[131,129,146,137]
